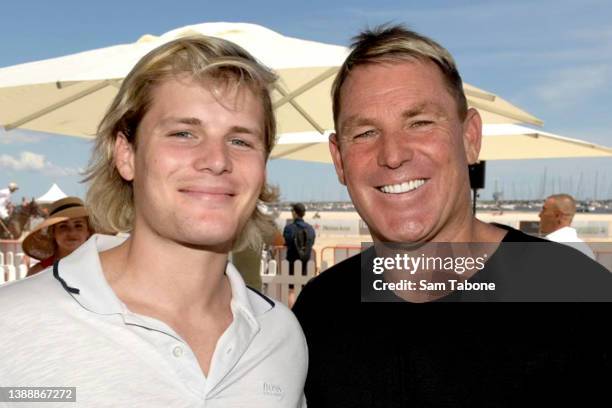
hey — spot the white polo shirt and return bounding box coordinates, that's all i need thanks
[0,234,307,407]
[546,226,596,260]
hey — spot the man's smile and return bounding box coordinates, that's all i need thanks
[377,179,428,194]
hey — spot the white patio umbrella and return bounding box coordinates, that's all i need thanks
[271,124,612,163]
[0,22,541,140]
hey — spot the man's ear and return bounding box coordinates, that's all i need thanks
[329,133,346,186]
[462,108,482,165]
[114,132,135,181]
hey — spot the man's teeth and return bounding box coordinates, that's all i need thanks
[379,179,426,194]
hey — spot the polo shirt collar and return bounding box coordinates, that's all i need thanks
[56,234,126,315]
[55,234,274,321]
[226,261,273,321]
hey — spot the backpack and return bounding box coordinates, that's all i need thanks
[293,224,310,262]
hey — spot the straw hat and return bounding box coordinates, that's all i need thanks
[22,197,89,260]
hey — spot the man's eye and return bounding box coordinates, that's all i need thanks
[354,129,377,140]
[411,120,433,128]
[230,138,253,148]
[170,131,193,138]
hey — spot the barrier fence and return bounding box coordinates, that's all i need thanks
[3,242,611,303]
[319,245,361,272]
[267,246,317,270]
[260,259,316,306]
[0,240,29,284]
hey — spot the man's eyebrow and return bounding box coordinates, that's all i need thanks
[401,102,444,119]
[340,102,445,132]
[228,125,261,135]
[159,117,202,127]
[339,116,374,132]
[401,103,429,118]
[158,118,261,135]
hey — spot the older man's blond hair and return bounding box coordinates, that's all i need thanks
[332,24,468,132]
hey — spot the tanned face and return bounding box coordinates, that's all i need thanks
[329,60,482,243]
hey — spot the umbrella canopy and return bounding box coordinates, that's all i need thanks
[35,183,67,203]
[272,124,612,163]
[0,22,541,140]
[478,124,612,160]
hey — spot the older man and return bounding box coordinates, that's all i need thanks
[540,194,596,259]
[293,25,612,407]
[0,36,306,407]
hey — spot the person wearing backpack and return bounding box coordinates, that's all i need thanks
[283,203,316,276]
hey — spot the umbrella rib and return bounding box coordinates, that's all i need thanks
[5,80,114,130]
[536,133,612,154]
[468,98,544,127]
[273,85,326,134]
[272,67,338,109]
[464,88,496,101]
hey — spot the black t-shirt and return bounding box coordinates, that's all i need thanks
[292,227,612,407]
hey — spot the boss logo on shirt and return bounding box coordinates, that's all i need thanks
[263,382,284,400]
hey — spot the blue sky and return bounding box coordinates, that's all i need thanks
[0,0,610,201]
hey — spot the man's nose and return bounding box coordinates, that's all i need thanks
[193,138,232,174]
[376,131,414,169]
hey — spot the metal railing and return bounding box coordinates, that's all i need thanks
[0,240,29,283]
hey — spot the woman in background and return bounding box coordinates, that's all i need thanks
[23,197,93,276]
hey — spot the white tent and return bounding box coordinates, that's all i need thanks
[36,183,67,203]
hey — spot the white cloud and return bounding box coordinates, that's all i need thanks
[0,128,47,144]
[46,164,82,177]
[0,151,45,170]
[0,151,81,176]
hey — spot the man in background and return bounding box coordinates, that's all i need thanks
[539,193,596,259]
[283,202,315,275]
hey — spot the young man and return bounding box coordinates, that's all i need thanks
[293,25,612,407]
[0,36,307,407]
